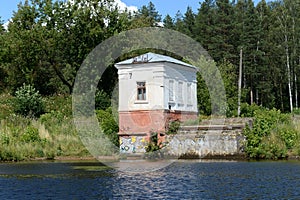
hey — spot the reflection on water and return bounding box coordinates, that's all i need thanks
[0,160,300,199]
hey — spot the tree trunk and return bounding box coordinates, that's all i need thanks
[295,73,298,109]
[52,64,73,94]
[285,35,293,112]
[238,48,243,117]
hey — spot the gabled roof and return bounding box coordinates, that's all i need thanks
[115,52,197,70]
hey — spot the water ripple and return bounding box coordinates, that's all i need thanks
[0,160,300,199]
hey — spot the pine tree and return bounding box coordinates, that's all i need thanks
[182,6,196,37]
[135,1,162,27]
[163,14,174,29]
[194,0,215,53]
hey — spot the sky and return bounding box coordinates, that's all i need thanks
[1,0,269,23]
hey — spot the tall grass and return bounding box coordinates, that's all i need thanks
[0,95,89,161]
[290,116,300,156]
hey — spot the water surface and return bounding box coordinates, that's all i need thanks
[0,160,300,199]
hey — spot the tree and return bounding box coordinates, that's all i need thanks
[182,6,196,37]
[218,60,239,116]
[0,17,4,33]
[174,11,185,31]
[212,0,235,62]
[269,0,300,112]
[4,0,41,90]
[163,14,174,29]
[0,17,7,90]
[133,1,162,27]
[2,0,131,95]
[194,0,215,53]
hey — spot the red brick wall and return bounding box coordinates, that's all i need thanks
[118,110,198,135]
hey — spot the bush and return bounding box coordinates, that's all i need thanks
[243,108,295,159]
[259,132,287,159]
[145,132,164,159]
[14,84,45,117]
[166,120,181,135]
[95,89,111,110]
[240,103,262,117]
[96,107,119,147]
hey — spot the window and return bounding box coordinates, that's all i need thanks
[169,80,174,102]
[187,83,192,105]
[178,82,183,103]
[137,82,146,100]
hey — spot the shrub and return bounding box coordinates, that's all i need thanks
[96,107,119,147]
[14,84,45,117]
[243,108,295,159]
[240,103,262,117]
[167,120,181,135]
[145,132,160,152]
[277,124,298,149]
[95,89,111,110]
[145,132,164,159]
[0,94,14,120]
[259,132,288,159]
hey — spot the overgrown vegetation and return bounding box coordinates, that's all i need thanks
[145,132,164,159]
[0,92,119,162]
[243,108,300,160]
[1,0,300,113]
[0,94,87,161]
[166,120,181,135]
[1,0,300,161]
[96,107,119,147]
[14,84,45,118]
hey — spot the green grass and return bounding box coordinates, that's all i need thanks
[0,94,90,161]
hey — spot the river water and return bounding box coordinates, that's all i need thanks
[0,160,300,199]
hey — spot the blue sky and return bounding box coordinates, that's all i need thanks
[1,0,269,23]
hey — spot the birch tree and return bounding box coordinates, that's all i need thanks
[273,1,293,112]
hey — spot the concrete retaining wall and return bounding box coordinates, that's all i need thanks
[163,130,245,158]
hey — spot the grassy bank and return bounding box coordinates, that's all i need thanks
[1,92,300,162]
[0,94,89,161]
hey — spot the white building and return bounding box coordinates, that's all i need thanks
[115,52,198,153]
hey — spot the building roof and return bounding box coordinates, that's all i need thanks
[115,52,197,70]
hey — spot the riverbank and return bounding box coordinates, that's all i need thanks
[2,93,300,162]
[0,94,90,162]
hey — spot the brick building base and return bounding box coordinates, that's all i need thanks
[118,110,198,153]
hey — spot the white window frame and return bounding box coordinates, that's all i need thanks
[169,79,175,102]
[178,81,184,104]
[137,81,146,101]
[187,82,192,105]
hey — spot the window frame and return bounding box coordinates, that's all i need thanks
[169,79,175,102]
[178,81,184,104]
[136,81,146,101]
[187,82,192,105]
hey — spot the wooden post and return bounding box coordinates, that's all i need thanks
[238,48,243,117]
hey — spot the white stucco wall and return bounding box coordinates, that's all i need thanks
[116,62,197,113]
[117,63,165,112]
[163,63,198,112]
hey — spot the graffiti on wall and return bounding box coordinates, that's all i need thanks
[120,136,147,153]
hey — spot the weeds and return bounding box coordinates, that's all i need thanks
[0,95,90,161]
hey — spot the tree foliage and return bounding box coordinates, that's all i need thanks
[14,84,45,117]
[0,0,300,114]
[163,0,300,113]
